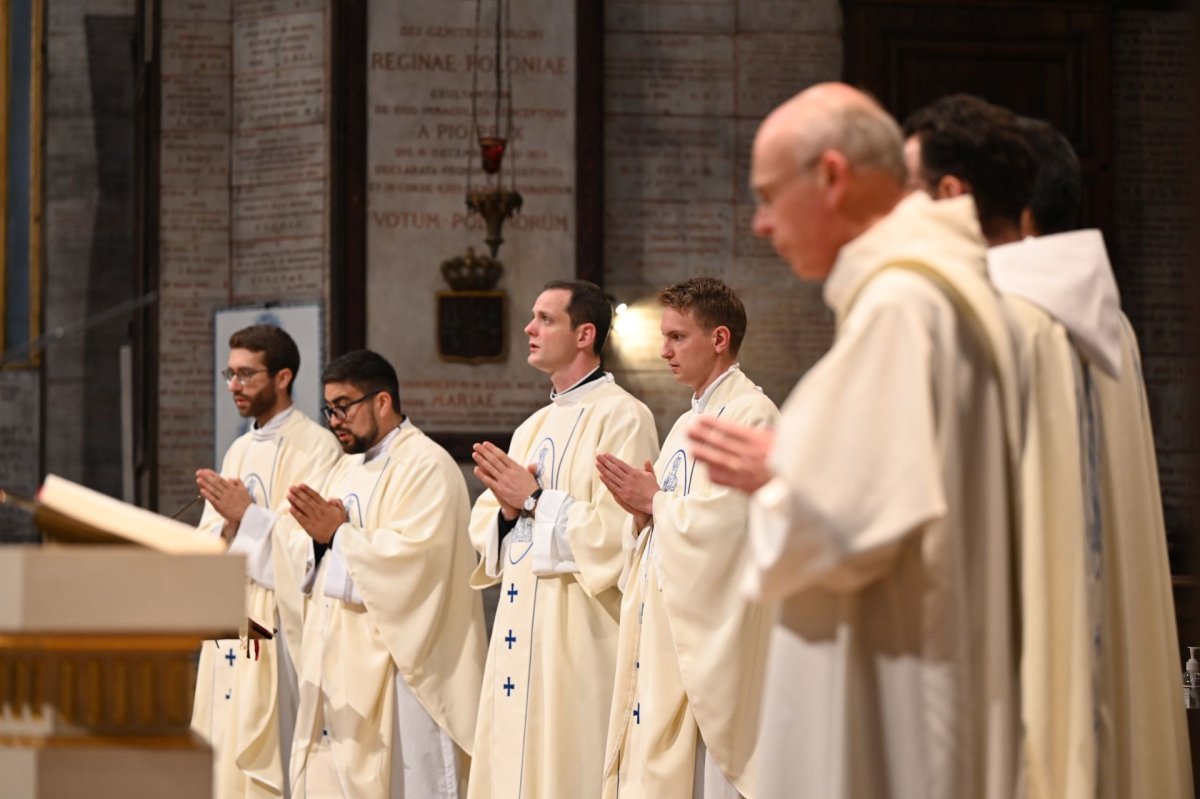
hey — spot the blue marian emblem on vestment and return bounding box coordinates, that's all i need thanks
[342,493,364,527]
[661,450,687,494]
[534,439,552,486]
[511,515,534,544]
[244,472,268,507]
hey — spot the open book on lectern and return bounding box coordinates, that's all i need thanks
[34,474,225,555]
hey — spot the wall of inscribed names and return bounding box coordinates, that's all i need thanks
[156,0,331,513]
[1112,8,1198,566]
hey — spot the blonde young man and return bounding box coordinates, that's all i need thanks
[278,350,486,798]
[467,280,659,798]
[596,277,779,798]
[689,84,1024,799]
[192,324,341,799]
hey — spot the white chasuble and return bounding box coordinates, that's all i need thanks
[286,423,487,799]
[1093,315,1192,799]
[467,375,659,799]
[989,230,1191,799]
[604,366,779,799]
[749,194,1022,799]
[193,408,342,799]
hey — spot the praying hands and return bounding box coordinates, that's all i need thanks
[287,483,346,544]
[471,441,540,521]
[595,453,658,531]
[196,469,252,541]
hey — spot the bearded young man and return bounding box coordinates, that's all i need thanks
[278,349,486,799]
[191,324,342,799]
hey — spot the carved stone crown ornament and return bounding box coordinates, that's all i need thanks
[440,246,504,292]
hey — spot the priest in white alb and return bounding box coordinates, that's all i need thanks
[689,84,1024,799]
[596,277,779,798]
[467,280,659,798]
[192,324,342,799]
[276,350,486,799]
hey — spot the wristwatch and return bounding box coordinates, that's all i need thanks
[521,488,544,516]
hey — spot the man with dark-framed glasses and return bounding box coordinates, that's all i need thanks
[278,349,486,798]
[191,324,342,799]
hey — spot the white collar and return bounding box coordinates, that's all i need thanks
[364,418,409,463]
[251,405,294,441]
[692,363,740,414]
[987,229,1123,377]
[550,367,612,405]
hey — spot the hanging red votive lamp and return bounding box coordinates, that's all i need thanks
[479,136,508,174]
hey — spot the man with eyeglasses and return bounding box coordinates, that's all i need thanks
[687,84,1023,799]
[191,324,342,799]
[278,349,486,799]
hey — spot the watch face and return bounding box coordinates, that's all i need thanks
[523,494,537,512]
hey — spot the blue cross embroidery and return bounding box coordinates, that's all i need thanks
[505,629,516,649]
[633,703,641,724]
[224,648,237,666]
[507,583,519,603]
[503,678,516,697]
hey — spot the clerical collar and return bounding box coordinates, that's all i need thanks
[251,405,294,441]
[692,364,740,414]
[364,417,409,463]
[549,366,609,403]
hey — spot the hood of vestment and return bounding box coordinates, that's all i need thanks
[987,229,1123,378]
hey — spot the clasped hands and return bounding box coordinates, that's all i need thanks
[287,483,346,545]
[196,468,252,541]
[472,442,540,521]
[595,454,658,531]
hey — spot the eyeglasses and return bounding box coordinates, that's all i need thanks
[752,152,823,212]
[321,390,383,423]
[221,367,270,387]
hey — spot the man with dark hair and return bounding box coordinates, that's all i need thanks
[191,324,341,799]
[902,93,1037,245]
[1015,117,1082,237]
[687,84,1023,799]
[985,120,1191,799]
[228,324,302,395]
[542,278,613,355]
[596,277,778,797]
[466,281,658,798]
[277,349,486,798]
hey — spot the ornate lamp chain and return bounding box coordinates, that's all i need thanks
[506,0,517,192]
[467,0,484,195]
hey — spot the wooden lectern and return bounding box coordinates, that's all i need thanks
[0,546,244,798]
